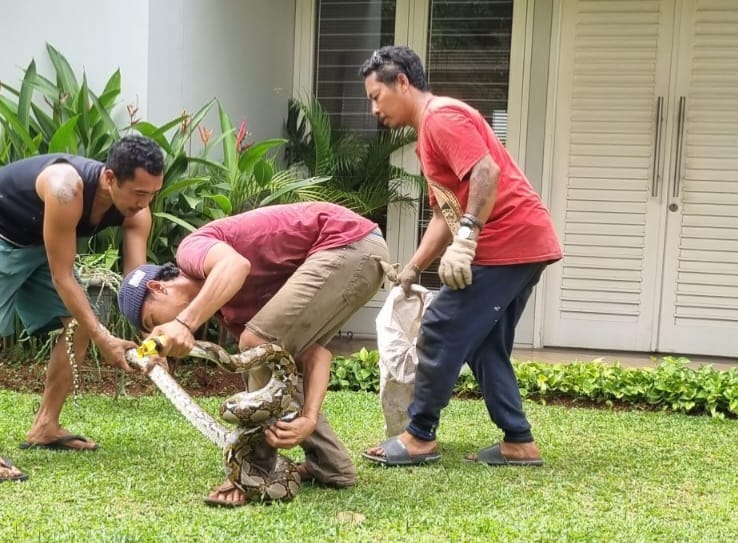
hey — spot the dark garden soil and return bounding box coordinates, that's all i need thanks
[0,353,248,398]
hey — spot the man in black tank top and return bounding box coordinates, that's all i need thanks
[0,135,163,477]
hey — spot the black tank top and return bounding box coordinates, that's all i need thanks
[0,154,125,247]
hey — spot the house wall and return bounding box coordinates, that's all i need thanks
[0,1,295,143]
[0,1,151,122]
[147,0,296,141]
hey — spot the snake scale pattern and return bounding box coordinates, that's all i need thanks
[64,320,302,503]
[191,341,302,502]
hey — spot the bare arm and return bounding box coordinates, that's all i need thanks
[408,205,453,272]
[38,164,135,369]
[120,208,153,274]
[266,344,332,449]
[39,165,106,341]
[149,241,251,357]
[464,153,500,227]
[178,241,251,330]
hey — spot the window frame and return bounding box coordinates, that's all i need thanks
[292,0,534,338]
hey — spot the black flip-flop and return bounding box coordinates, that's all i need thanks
[19,434,98,452]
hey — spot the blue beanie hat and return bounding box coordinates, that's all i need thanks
[117,264,164,330]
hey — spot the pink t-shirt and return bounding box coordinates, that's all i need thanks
[416,96,562,265]
[176,202,378,335]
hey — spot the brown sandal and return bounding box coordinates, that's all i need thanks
[0,456,28,482]
[203,479,248,507]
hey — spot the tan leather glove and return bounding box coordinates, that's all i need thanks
[438,237,477,290]
[397,262,421,297]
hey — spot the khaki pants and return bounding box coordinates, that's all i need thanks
[246,232,389,486]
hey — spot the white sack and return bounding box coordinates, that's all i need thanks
[376,285,434,437]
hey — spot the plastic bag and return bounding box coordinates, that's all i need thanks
[375,285,434,436]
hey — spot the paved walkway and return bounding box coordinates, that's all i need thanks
[327,336,737,372]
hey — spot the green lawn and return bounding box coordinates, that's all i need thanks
[1,389,737,543]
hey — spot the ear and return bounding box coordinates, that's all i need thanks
[146,279,167,295]
[397,72,411,92]
[101,168,117,188]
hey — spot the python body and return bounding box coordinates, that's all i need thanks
[65,320,301,503]
[184,341,302,502]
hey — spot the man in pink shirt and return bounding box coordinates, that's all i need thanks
[117,202,389,505]
[360,46,562,467]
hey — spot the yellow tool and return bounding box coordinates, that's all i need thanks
[136,336,167,358]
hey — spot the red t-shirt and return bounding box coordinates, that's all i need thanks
[416,96,562,265]
[176,202,378,336]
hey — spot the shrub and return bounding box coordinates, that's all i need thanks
[329,350,738,418]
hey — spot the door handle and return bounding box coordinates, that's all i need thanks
[671,96,686,200]
[651,96,664,197]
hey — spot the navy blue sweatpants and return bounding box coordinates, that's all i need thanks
[407,262,546,443]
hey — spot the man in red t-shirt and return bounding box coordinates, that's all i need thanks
[360,46,562,467]
[117,202,389,505]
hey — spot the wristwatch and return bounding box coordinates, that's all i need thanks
[457,216,477,240]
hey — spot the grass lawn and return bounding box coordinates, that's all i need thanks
[1,389,737,543]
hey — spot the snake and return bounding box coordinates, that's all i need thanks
[190,341,302,503]
[64,320,302,503]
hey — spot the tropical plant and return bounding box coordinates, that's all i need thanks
[283,95,424,223]
[187,103,331,220]
[0,43,121,165]
[0,42,209,264]
[130,101,218,262]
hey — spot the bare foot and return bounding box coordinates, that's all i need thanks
[295,463,314,483]
[464,440,542,463]
[500,441,541,461]
[204,480,248,507]
[363,431,439,459]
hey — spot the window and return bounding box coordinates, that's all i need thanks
[314,0,396,135]
[418,0,514,289]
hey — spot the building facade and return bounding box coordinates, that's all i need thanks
[2,0,736,357]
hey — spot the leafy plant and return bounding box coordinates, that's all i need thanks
[187,103,331,221]
[329,348,381,392]
[131,101,218,262]
[0,43,121,165]
[284,95,424,223]
[329,349,738,418]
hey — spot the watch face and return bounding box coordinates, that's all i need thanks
[457,225,474,240]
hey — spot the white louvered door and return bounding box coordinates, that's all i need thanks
[544,0,738,356]
[544,0,676,351]
[656,0,738,355]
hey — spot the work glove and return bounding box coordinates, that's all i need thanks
[438,237,477,290]
[396,262,421,297]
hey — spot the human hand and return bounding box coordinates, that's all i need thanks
[265,416,317,449]
[96,334,136,372]
[148,320,194,358]
[141,355,170,375]
[438,237,477,289]
[396,262,421,297]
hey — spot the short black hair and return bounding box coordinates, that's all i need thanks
[359,46,429,91]
[157,262,181,281]
[106,135,164,182]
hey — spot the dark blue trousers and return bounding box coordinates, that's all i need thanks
[407,262,546,443]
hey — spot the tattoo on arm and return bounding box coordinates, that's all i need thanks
[466,159,493,217]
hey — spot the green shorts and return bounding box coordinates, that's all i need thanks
[0,238,70,336]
